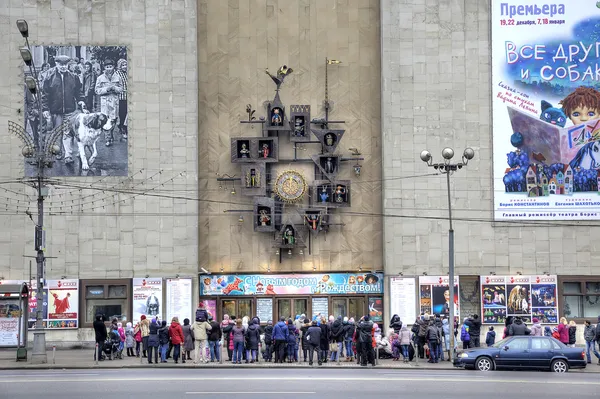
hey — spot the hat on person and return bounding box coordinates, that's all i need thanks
[267,320,273,326]
[55,55,71,64]
[103,58,115,67]
[140,315,146,320]
[424,314,430,321]
[532,318,539,323]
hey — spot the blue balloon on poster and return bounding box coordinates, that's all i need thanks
[510,132,524,148]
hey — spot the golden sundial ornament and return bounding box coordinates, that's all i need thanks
[274,170,308,203]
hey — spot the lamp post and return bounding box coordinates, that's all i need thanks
[419,146,475,364]
[9,19,67,364]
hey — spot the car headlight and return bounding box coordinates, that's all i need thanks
[459,353,469,358]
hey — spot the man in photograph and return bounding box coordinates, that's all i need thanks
[115,58,128,140]
[41,54,83,165]
[95,58,122,146]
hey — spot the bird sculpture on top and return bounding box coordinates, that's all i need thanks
[265,65,293,91]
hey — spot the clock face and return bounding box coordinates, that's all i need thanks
[274,170,308,203]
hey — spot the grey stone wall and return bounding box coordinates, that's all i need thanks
[0,0,198,284]
[197,0,383,274]
[381,0,600,278]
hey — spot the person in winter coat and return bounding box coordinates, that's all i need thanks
[357,315,375,367]
[508,317,530,336]
[399,325,412,363]
[442,318,451,360]
[433,316,445,361]
[93,314,107,361]
[584,320,596,364]
[272,317,289,363]
[286,318,298,363]
[319,316,330,363]
[191,317,212,364]
[117,322,126,353]
[231,319,246,364]
[306,320,322,366]
[567,320,577,347]
[426,319,441,363]
[133,321,142,357]
[169,317,185,364]
[329,316,344,361]
[207,315,222,362]
[467,314,482,347]
[245,317,261,363]
[485,326,496,347]
[263,320,274,361]
[557,317,570,345]
[221,315,234,361]
[390,314,403,335]
[343,317,355,362]
[530,318,543,337]
[158,320,170,363]
[147,318,160,364]
[181,318,194,362]
[416,315,429,358]
[299,318,312,362]
[595,316,600,364]
[140,315,150,357]
[460,318,471,349]
[125,322,135,357]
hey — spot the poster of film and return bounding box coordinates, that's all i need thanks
[480,275,558,324]
[23,45,128,177]
[492,1,600,220]
[418,276,460,317]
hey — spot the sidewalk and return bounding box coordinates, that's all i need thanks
[1,348,598,372]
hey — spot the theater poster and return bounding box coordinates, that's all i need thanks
[132,278,163,322]
[418,276,459,317]
[481,275,558,324]
[46,279,78,329]
[492,1,600,220]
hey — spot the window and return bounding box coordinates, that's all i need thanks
[559,277,600,321]
[507,338,529,350]
[80,279,131,328]
[532,338,552,350]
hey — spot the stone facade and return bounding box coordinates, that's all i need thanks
[198,0,382,274]
[0,0,197,342]
[381,0,600,278]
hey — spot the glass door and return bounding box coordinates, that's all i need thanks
[238,299,253,320]
[277,299,291,320]
[332,298,347,319]
[220,299,253,320]
[294,298,307,317]
[348,297,365,320]
[222,299,235,318]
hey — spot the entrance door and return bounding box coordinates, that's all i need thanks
[332,298,347,319]
[277,299,292,320]
[277,298,308,320]
[348,297,365,320]
[220,298,253,320]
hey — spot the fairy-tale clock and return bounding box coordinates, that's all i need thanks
[274,170,308,203]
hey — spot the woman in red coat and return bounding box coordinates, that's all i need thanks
[557,317,570,345]
[169,317,185,364]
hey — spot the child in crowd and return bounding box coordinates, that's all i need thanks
[485,326,495,347]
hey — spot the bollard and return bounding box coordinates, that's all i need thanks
[140,348,143,364]
[219,341,223,364]
[95,343,98,365]
[375,346,379,366]
[52,346,56,364]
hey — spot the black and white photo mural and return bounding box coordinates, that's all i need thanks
[24,45,128,177]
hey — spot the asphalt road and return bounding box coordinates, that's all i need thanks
[0,368,599,399]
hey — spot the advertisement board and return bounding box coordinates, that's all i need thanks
[200,273,383,296]
[418,276,460,317]
[0,299,22,347]
[165,278,192,323]
[492,1,600,220]
[481,275,558,324]
[132,278,163,322]
[389,277,417,324]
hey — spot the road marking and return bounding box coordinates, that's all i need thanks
[0,373,100,377]
[0,376,597,385]
[185,392,315,395]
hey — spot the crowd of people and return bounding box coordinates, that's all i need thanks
[92,304,600,367]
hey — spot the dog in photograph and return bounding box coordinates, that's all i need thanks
[69,102,110,170]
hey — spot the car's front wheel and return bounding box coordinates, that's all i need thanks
[475,356,493,372]
[551,359,568,373]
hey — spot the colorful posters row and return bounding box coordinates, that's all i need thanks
[132,278,162,323]
[389,277,417,323]
[492,1,600,220]
[200,273,384,296]
[2,280,78,329]
[165,278,192,323]
[418,276,460,317]
[481,275,558,324]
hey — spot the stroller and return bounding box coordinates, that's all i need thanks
[103,330,123,360]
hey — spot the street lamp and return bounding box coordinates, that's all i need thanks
[8,19,68,364]
[420,146,475,364]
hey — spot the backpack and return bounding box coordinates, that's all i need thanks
[460,325,470,342]
[411,324,419,334]
[552,331,560,340]
[195,308,208,322]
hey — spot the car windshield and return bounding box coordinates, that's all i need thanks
[491,337,511,348]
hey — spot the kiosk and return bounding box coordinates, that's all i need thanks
[0,283,30,360]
